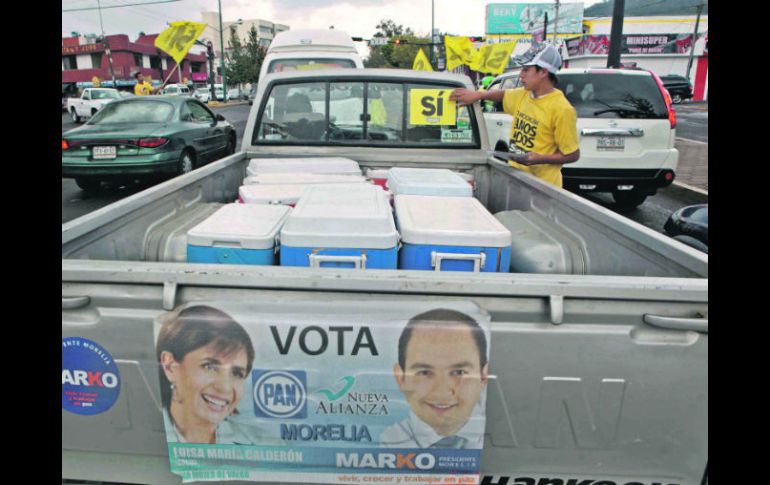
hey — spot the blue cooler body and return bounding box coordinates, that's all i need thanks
[387,167,473,197]
[395,195,512,273]
[280,184,399,270]
[186,203,291,265]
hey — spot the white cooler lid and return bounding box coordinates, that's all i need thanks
[246,157,361,176]
[387,167,472,197]
[281,184,399,249]
[243,173,367,185]
[395,195,512,247]
[187,203,291,250]
[239,184,308,205]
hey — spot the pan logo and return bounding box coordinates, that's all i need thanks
[253,370,307,419]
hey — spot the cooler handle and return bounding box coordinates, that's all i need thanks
[431,251,486,272]
[309,254,367,269]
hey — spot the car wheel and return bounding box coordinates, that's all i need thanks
[177,150,195,175]
[612,190,647,209]
[70,108,81,124]
[91,108,98,117]
[671,93,683,104]
[75,177,100,193]
[226,134,236,155]
[672,235,708,254]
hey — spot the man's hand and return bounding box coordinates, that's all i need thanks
[450,88,482,106]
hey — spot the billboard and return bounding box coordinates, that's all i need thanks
[486,3,584,35]
[565,33,696,56]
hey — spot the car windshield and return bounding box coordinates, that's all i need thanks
[268,58,357,73]
[91,89,120,100]
[87,100,175,124]
[254,80,479,148]
[559,73,669,119]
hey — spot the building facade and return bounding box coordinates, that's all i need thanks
[62,33,209,90]
[200,12,289,61]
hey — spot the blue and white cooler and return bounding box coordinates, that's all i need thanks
[395,195,512,272]
[280,184,399,270]
[238,184,309,207]
[246,157,362,177]
[387,167,473,197]
[187,203,291,265]
[243,173,367,185]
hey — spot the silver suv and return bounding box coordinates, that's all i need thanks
[484,67,678,208]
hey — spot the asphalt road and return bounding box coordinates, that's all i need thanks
[62,103,707,242]
[673,102,708,143]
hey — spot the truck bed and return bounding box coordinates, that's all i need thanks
[63,147,707,484]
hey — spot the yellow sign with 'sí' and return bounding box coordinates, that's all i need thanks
[409,89,456,126]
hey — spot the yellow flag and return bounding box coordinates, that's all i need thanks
[412,49,433,71]
[154,21,207,65]
[444,36,476,71]
[469,41,518,75]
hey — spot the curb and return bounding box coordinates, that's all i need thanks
[673,181,708,197]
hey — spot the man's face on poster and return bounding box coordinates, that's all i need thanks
[394,325,489,437]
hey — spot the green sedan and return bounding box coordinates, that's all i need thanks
[62,96,237,192]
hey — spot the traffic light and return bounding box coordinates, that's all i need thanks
[392,39,408,45]
[468,36,485,42]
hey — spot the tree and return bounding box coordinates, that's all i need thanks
[225,28,248,86]
[242,25,266,84]
[365,19,428,69]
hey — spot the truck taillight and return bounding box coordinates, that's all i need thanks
[138,137,169,148]
[649,71,676,129]
[62,140,69,150]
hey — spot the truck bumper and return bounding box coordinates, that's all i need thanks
[562,168,676,195]
[62,152,181,178]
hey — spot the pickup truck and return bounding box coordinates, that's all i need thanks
[62,69,707,485]
[66,87,122,123]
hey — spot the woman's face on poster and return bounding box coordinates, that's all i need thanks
[167,342,250,427]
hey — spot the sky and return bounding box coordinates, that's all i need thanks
[62,0,604,59]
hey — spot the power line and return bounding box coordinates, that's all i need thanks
[63,0,181,12]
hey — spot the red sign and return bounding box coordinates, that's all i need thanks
[192,72,208,82]
[62,43,103,55]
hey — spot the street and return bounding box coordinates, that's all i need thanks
[62,102,707,239]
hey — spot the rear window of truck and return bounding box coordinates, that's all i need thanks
[253,80,480,148]
[268,58,357,73]
[558,73,669,119]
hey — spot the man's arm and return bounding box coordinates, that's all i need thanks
[450,88,505,105]
[515,149,580,166]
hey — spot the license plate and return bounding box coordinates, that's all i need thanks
[92,146,117,159]
[596,136,625,151]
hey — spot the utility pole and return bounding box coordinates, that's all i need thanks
[96,0,117,86]
[543,12,548,41]
[606,0,625,68]
[430,0,435,69]
[685,2,704,81]
[553,0,560,43]
[218,0,226,101]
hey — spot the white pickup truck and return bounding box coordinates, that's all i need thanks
[66,87,122,123]
[62,69,707,485]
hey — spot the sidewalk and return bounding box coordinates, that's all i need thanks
[674,138,708,192]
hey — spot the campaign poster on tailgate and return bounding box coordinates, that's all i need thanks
[154,300,491,484]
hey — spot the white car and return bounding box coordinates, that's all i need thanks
[66,88,122,123]
[160,84,191,96]
[484,67,678,207]
[227,88,241,101]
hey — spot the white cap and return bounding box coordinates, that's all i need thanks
[522,44,562,74]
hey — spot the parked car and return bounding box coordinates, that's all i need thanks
[660,74,694,104]
[193,87,210,102]
[66,87,122,123]
[160,83,192,97]
[664,203,708,253]
[227,87,242,101]
[62,96,237,193]
[484,67,678,208]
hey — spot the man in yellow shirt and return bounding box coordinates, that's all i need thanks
[450,44,580,188]
[134,72,163,96]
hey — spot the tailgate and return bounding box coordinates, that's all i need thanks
[575,118,676,169]
[63,263,707,485]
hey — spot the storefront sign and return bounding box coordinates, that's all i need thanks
[486,3,584,35]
